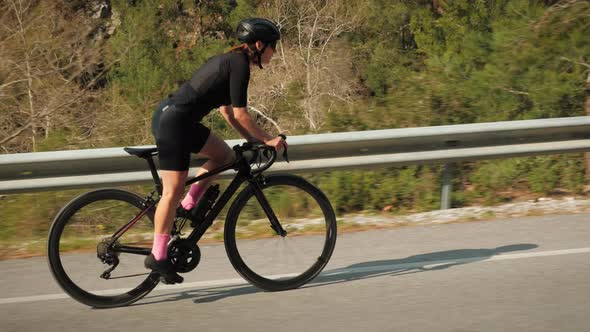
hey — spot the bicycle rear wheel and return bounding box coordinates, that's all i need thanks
[47,189,159,308]
[224,174,337,291]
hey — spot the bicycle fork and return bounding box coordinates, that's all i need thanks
[250,177,287,237]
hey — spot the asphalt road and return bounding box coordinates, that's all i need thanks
[1,213,589,332]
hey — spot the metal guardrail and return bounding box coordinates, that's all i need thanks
[1,116,590,208]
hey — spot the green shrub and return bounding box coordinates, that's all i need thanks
[469,159,524,203]
[527,156,560,194]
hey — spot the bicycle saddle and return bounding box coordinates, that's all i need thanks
[124,147,158,158]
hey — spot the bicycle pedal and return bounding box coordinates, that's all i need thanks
[159,273,184,285]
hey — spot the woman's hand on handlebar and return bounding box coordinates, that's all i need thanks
[264,135,288,152]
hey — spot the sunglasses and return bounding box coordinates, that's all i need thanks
[268,40,277,51]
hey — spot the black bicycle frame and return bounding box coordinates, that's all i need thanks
[112,152,284,256]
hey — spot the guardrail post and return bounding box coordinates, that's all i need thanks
[440,163,453,210]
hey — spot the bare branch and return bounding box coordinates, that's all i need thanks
[560,56,590,69]
[0,122,31,145]
[318,92,354,104]
[501,87,530,96]
[0,78,29,89]
[248,105,283,133]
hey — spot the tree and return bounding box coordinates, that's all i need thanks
[0,0,111,152]
[254,0,362,132]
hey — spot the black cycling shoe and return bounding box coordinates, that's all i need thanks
[144,254,184,285]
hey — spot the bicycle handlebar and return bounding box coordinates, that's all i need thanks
[232,134,288,174]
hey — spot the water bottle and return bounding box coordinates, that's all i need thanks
[190,184,220,227]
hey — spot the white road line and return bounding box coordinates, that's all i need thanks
[1,247,589,305]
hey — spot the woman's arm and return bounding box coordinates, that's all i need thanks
[219,105,257,142]
[219,105,286,150]
[232,106,274,142]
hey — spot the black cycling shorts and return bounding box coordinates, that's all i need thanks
[151,99,211,171]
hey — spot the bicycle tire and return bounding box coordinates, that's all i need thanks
[47,189,159,308]
[224,174,337,291]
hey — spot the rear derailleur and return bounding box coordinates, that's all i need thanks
[97,238,120,279]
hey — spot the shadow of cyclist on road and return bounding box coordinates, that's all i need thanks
[310,243,538,287]
[135,243,537,306]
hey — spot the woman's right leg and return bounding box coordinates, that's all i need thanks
[147,103,190,283]
[145,169,186,284]
[151,104,191,241]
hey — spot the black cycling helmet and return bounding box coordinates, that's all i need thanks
[236,18,281,44]
[236,18,280,69]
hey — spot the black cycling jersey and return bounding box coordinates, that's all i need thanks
[152,51,250,171]
[171,51,250,120]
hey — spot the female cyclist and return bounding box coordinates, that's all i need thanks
[145,18,287,284]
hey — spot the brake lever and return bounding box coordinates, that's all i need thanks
[278,134,289,163]
[282,146,289,163]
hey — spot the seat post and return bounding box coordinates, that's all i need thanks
[145,156,162,196]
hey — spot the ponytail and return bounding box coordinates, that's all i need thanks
[226,43,260,66]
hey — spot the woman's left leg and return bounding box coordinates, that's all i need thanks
[180,131,235,210]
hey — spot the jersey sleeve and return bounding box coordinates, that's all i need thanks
[229,55,250,108]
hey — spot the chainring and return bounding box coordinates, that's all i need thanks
[168,240,201,273]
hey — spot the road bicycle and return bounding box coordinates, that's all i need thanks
[47,137,337,308]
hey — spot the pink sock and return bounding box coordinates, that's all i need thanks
[152,233,171,260]
[180,183,207,210]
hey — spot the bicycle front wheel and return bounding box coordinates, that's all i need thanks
[47,189,159,308]
[224,174,337,291]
